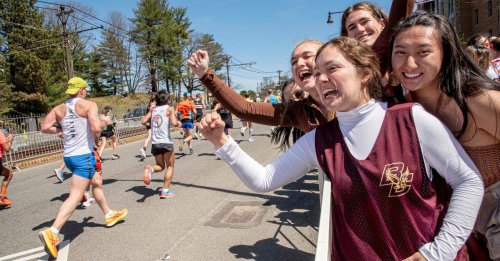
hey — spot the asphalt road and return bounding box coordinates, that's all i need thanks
[0,122,320,261]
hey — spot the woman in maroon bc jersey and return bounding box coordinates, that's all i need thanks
[198,37,483,261]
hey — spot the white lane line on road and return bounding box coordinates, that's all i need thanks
[0,247,43,261]
[0,240,69,261]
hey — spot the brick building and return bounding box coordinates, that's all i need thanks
[416,0,499,42]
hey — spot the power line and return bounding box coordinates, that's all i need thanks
[0,19,59,33]
[8,42,61,55]
[69,14,130,40]
[37,0,128,33]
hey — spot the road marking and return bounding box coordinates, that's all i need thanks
[0,240,69,261]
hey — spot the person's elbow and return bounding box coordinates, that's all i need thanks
[90,123,103,133]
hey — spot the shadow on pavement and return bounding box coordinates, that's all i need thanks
[33,216,107,242]
[125,185,161,202]
[229,238,314,261]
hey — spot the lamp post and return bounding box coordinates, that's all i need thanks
[326,11,344,24]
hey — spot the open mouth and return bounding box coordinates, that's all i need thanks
[323,88,339,99]
[358,34,370,42]
[298,70,313,82]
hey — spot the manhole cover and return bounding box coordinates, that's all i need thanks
[206,201,267,228]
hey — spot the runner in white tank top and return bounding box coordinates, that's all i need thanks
[39,77,128,258]
[151,104,173,145]
[61,98,94,157]
[141,90,181,199]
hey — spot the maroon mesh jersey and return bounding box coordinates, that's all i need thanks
[315,103,467,260]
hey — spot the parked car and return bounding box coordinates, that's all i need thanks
[123,107,147,123]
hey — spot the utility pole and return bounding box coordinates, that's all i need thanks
[224,55,256,88]
[57,6,74,79]
[277,70,282,86]
[225,55,231,87]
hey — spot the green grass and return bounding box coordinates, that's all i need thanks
[89,93,151,118]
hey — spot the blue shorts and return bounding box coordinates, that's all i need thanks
[64,153,96,179]
[181,122,194,129]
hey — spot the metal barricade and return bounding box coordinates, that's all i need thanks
[0,114,147,170]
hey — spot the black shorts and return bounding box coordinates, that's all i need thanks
[151,143,174,156]
[196,109,203,122]
[100,130,114,138]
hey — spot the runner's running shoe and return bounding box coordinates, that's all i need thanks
[143,165,153,185]
[38,228,59,258]
[240,127,246,136]
[160,190,175,199]
[82,197,95,208]
[248,137,254,142]
[54,168,64,183]
[189,147,194,155]
[112,154,120,160]
[0,196,12,206]
[140,148,147,159]
[105,208,128,227]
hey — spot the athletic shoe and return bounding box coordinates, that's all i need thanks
[54,168,64,183]
[160,190,175,199]
[82,197,95,208]
[178,139,184,151]
[111,154,120,160]
[189,147,194,155]
[38,228,59,258]
[105,208,128,227]
[194,133,200,140]
[0,196,12,206]
[248,137,254,142]
[143,165,153,185]
[140,148,147,159]
[240,127,246,136]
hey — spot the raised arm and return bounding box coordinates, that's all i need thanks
[188,50,285,126]
[167,107,181,128]
[86,101,111,133]
[373,0,415,75]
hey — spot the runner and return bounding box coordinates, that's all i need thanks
[199,37,483,260]
[193,93,206,140]
[0,128,14,207]
[239,94,254,142]
[39,77,128,258]
[98,106,119,160]
[141,90,181,199]
[175,92,196,154]
[140,98,156,159]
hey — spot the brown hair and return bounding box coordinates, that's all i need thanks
[341,2,388,36]
[315,36,383,100]
[465,45,491,71]
[290,39,323,63]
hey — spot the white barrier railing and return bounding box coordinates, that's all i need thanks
[315,171,332,261]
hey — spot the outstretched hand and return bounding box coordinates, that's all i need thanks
[198,112,227,149]
[187,50,209,78]
[402,252,427,261]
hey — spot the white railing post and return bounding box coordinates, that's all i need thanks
[315,171,332,261]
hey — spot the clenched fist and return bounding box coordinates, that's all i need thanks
[198,112,227,149]
[187,50,210,78]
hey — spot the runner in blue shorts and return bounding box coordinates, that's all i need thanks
[38,77,128,259]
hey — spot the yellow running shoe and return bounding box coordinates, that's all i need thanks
[105,208,128,227]
[38,228,59,258]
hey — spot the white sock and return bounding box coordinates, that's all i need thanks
[162,188,169,193]
[50,226,59,235]
[105,210,114,218]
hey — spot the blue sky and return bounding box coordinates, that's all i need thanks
[51,0,396,91]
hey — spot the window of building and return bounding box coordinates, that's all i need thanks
[475,9,479,24]
[441,2,444,14]
[487,0,492,16]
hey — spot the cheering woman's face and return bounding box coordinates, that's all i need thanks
[291,42,322,92]
[345,9,386,47]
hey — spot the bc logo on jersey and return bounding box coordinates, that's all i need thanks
[151,115,162,128]
[379,162,413,197]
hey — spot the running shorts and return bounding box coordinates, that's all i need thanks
[64,153,96,179]
[93,149,102,173]
[151,143,174,156]
[100,130,114,138]
[181,120,194,129]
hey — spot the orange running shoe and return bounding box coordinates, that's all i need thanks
[105,208,128,227]
[38,228,59,258]
[0,196,12,206]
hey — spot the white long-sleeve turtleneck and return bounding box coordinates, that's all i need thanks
[215,100,483,261]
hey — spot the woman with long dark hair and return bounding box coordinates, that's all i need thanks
[391,13,500,260]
